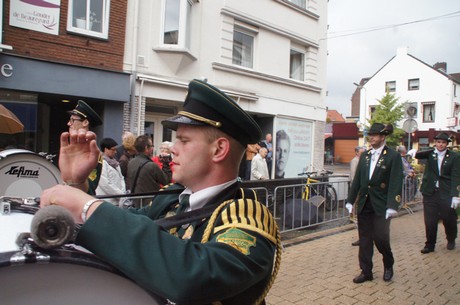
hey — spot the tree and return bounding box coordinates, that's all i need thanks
[366,92,405,149]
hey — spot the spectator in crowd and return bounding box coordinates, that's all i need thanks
[65,100,103,194]
[415,132,460,254]
[259,133,273,178]
[40,79,280,304]
[251,147,269,180]
[117,133,137,185]
[95,138,126,206]
[346,123,403,284]
[127,135,171,208]
[349,145,366,246]
[115,131,135,161]
[244,143,260,180]
[152,141,175,183]
[397,145,417,202]
[275,129,290,179]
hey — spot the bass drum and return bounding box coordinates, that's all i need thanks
[0,149,62,197]
[0,249,165,305]
[0,210,34,252]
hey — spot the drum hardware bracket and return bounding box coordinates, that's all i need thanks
[11,232,51,265]
[0,196,40,215]
[1,201,11,215]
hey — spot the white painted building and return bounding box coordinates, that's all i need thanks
[356,47,460,149]
[123,0,328,176]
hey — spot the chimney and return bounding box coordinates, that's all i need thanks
[433,62,447,73]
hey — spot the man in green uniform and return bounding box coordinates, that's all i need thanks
[415,132,460,253]
[346,123,403,283]
[65,100,103,194]
[41,79,281,305]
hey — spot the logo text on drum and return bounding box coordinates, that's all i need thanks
[4,166,39,178]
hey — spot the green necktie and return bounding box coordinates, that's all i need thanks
[177,194,190,214]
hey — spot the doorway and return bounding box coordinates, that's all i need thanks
[144,114,175,157]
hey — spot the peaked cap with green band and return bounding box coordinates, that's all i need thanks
[67,100,102,127]
[162,79,262,146]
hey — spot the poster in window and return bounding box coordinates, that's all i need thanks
[9,0,61,35]
[274,117,313,179]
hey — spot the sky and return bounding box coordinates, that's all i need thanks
[326,0,460,118]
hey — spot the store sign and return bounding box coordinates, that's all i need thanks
[1,63,13,77]
[447,117,457,128]
[9,0,61,35]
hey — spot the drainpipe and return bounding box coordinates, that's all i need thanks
[129,0,140,134]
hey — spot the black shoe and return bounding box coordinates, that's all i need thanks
[447,241,455,250]
[383,267,393,282]
[351,240,360,246]
[353,272,373,284]
[421,247,434,254]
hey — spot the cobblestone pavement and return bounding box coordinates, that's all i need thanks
[266,207,460,305]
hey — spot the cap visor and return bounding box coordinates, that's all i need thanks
[161,114,206,131]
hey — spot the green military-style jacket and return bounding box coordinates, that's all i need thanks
[347,146,403,216]
[76,182,278,305]
[415,148,460,200]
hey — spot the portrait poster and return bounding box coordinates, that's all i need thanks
[10,0,61,35]
[274,117,313,178]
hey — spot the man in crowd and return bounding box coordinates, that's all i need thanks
[127,135,171,208]
[259,133,273,178]
[41,79,280,304]
[65,100,103,194]
[251,147,269,180]
[346,123,403,283]
[415,132,460,253]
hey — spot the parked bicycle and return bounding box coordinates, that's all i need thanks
[297,170,338,211]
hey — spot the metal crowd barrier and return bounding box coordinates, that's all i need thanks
[97,175,422,233]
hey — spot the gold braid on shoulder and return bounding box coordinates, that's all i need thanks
[202,198,282,305]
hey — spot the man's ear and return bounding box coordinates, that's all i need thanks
[82,119,90,128]
[212,137,230,162]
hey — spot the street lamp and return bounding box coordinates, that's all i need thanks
[353,82,367,145]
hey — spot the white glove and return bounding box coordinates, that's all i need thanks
[385,208,398,219]
[345,203,353,214]
[451,197,460,209]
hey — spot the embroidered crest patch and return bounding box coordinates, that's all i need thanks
[216,228,256,255]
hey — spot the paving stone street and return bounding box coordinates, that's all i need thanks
[266,207,460,304]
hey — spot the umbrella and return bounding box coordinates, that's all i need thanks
[0,104,24,134]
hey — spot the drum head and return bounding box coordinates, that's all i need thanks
[0,149,62,197]
[0,250,164,305]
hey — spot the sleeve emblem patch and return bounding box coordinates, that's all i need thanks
[216,227,256,255]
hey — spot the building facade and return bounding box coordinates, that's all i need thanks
[0,0,130,155]
[124,0,328,177]
[353,47,460,149]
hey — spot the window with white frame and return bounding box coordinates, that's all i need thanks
[385,81,396,92]
[161,0,192,48]
[408,78,420,90]
[67,0,110,39]
[288,0,307,9]
[290,48,305,81]
[422,102,435,122]
[232,26,255,69]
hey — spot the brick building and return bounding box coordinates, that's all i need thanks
[0,0,130,154]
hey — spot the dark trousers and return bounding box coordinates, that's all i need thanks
[357,199,394,276]
[423,190,458,249]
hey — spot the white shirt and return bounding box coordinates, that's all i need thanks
[369,146,384,179]
[179,179,237,212]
